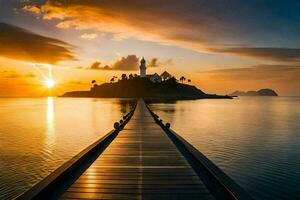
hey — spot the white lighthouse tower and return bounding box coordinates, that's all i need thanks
[140,57,146,78]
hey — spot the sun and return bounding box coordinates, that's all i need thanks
[45,79,55,88]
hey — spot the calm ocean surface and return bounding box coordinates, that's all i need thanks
[148,97,300,200]
[0,97,299,199]
[0,98,135,199]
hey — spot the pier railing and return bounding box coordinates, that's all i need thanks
[15,99,253,200]
[146,105,253,200]
[15,106,136,200]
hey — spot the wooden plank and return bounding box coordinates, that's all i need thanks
[60,100,213,200]
[18,99,252,200]
[61,192,214,200]
[71,183,206,189]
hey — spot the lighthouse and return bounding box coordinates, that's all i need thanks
[140,57,146,78]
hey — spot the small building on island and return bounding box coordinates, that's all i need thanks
[160,71,172,81]
[139,57,172,83]
[147,73,162,83]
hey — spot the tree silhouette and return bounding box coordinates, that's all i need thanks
[121,74,128,80]
[110,77,115,83]
[179,76,186,83]
[187,79,191,83]
[128,74,134,80]
[91,80,98,87]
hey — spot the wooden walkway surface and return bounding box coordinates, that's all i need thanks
[60,100,214,200]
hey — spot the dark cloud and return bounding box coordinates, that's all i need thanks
[148,58,159,67]
[102,65,111,70]
[148,58,173,68]
[210,47,300,62]
[89,61,111,70]
[89,55,169,71]
[23,0,300,62]
[90,61,101,69]
[0,22,75,63]
[89,55,139,71]
[111,55,139,71]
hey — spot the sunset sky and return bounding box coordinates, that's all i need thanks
[0,0,300,96]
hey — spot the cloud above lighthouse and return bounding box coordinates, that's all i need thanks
[22,0,300,62]
[88,55,169,71]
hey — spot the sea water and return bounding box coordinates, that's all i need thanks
[148,96,300,200]
[0,97,135,199]
[0,97,299,199]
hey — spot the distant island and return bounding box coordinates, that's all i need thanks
[62,57,231,100]
[229,89,278,96]
[62,77,232,99]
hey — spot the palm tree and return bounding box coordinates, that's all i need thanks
[179,76,186,83]
[121,74,128,80]
[92,79,97,86]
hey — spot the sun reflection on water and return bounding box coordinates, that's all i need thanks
[45,97,55,150]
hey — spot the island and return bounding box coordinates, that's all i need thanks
[229,89,278,96]
[62,77,232,99]
[61,57,231,100]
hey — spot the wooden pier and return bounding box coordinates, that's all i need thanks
[17,99,252,200]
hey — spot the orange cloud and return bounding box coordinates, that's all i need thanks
[22,5,41,14]
[0,23,75,64]
[80,33,98,40]
[22,0,300,63]
[22,1,222,52]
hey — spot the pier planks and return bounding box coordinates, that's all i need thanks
[60,100,214,200]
